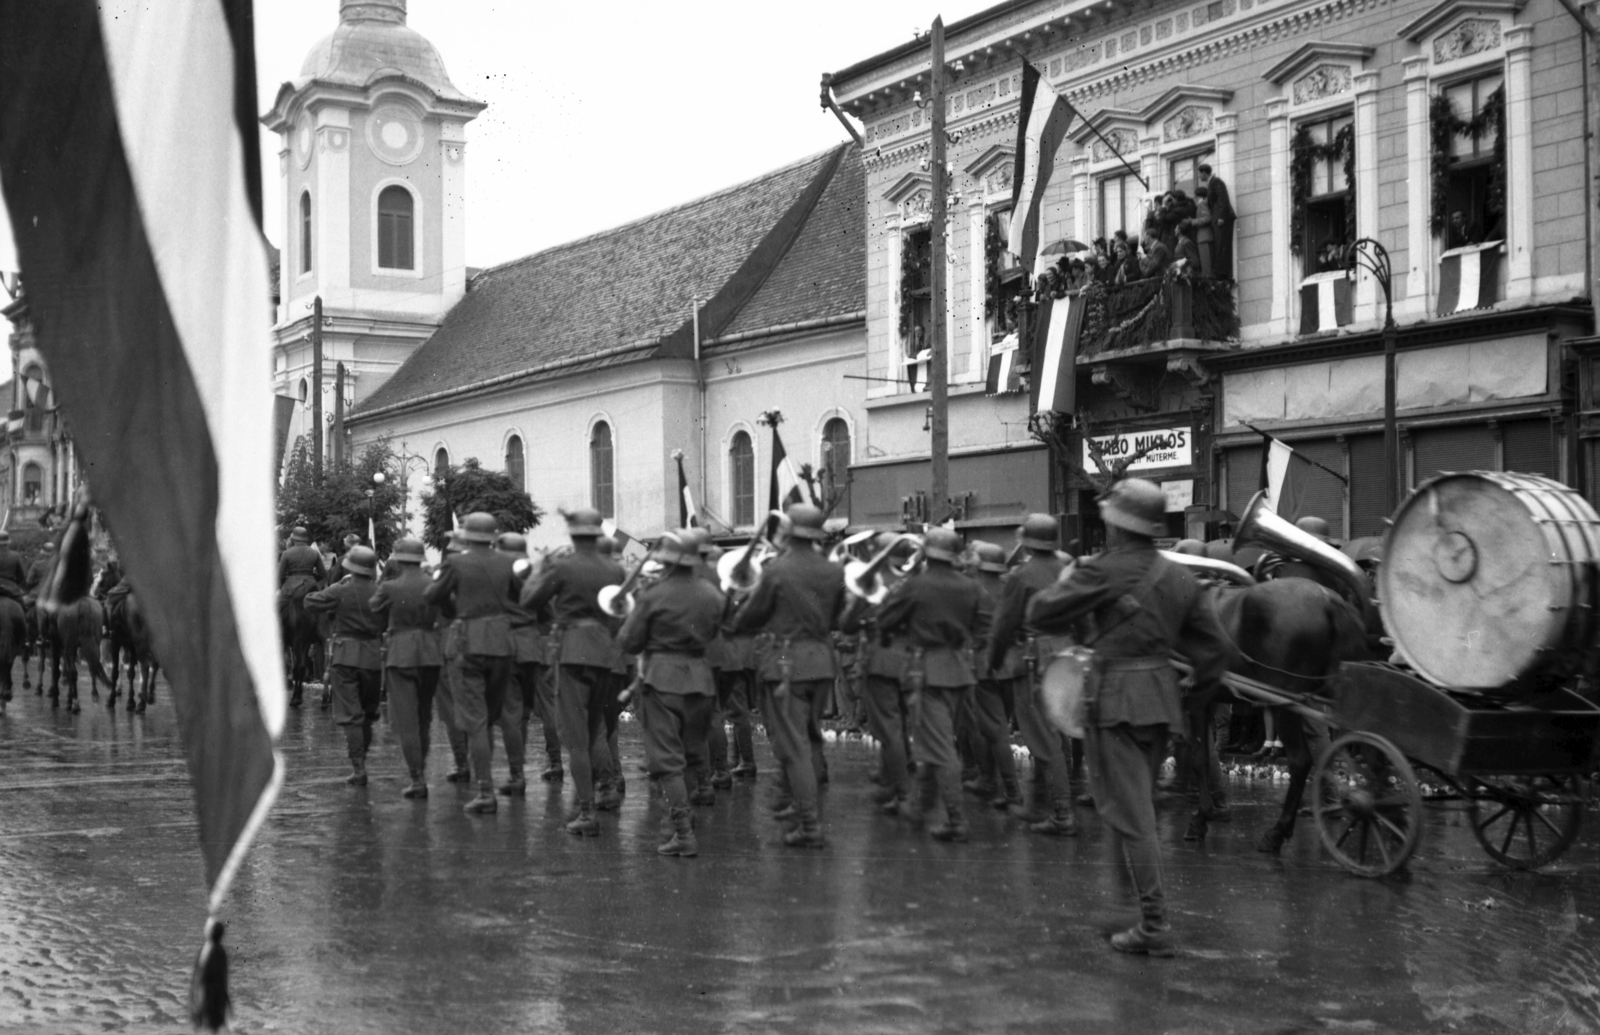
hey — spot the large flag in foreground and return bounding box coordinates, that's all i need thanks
[0,1,283,1027]
[1008,61,1078,275]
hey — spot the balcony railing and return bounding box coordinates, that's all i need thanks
[1076,271,1239,357]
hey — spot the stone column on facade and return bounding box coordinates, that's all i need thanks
[1504,24,1535,300]
[1071,156,1091,243]
[440,123,469,307]
[1214,112,1239,193]
[1266,97,1293,337]
[314,108,352,307]
[1403,56,1433,318]
[945,206,957,387]
[1353,70,1381,324]
[968,200,987,377]
[880,215,903,398]
[1141,135,1165,202]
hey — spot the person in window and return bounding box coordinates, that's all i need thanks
[1196,164,1235,280]
[1139,228,1173,280]
[1447,209,1482,249]
[1317,240,1346,273]
[1110,234,1133,286]
[906,324,926,392]
[1192,186,1215,278]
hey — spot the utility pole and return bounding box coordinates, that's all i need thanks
[312,294,324,484]
[928,16,950,527]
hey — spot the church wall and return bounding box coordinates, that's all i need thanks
[345,102,447,305]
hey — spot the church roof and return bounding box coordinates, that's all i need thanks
[354,142,863,421]
[295,1,474,104]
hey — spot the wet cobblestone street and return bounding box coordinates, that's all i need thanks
[1,677,1599,1034]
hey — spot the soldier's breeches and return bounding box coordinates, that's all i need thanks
[434,658,471,767]
[863,674,910,796]
[765,679,826,812]
[497,667,528,774]
[557,664,614,802]
[529,662,561,764]
[387,665,439,775]
[1087,723,1169,926]
[1015,678,1072,805]
[456,654,513,784]
[332,665,381,731]
[715,670,754,766]
[913,686,966,810]
[641,690,712,809]
[973,680,1019,785]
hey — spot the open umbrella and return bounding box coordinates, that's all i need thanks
[1041,238,1091,255]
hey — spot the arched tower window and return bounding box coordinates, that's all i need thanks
[377,185,414,270]
[21,462,40,505]
[22,364,45,434]
[590,421,614,519]
[299,191,312,274]
[729,431,754,527]
[821,417,851,515]
[433,446,449,473]
[505,434,525,491]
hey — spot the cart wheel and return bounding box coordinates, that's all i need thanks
[1312,731,1423,877]
[1467,774,1584,871]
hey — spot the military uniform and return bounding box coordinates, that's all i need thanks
[278,539,327,619]
[369,548,442,798]
[617,537,724,856]
[425,515,521,814]
[970,556,1023,807]
[0,541,30,605]
[842,595,915,808]
[1027,480,1233,954]
[305,558,385,784]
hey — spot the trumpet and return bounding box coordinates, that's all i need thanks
[597,555,662,618]
[717,510,784,595]
[843,533,923,605]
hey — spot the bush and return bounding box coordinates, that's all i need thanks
[420,458,542,551]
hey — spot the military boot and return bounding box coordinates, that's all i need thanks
[782,807,825,848]
[595,780,623,812]
[346,755,368,787]
[445,764,472,784]
[565,800,599,837]
[1030,800,1078,837]
[402,770,429,800]
[899,767,940,830]
[930,804,970,843]
[497,770,527,797]
[711,769,733,790]
[656,806,699,858]
[991,775,1023,811]
[689,776,717,807]
[464,781,498,815]
[539,761,564,783]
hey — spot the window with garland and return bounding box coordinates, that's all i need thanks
[897,226,932,390]
[1432,72,1504,248]
[1292,113,1355,278]
[984,208,1027,340]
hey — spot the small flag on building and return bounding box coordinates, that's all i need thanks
[1252,425,1347,522]
[1437,241,1502,316]
[984,333,1023,395]
[672,448,698,528]
[768,425,807,512]
[1299,272,1353,335]
[1030,292,1083,415]
[1008,60,1078,274]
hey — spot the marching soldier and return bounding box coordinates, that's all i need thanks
[840,531,915,814]
[874,528,986,841]
[1028,478,1233,956]
[521,509,625,836]
[424,512,521,816]
[433,532,473,784]
[616,531,725,857]
[969,542,1024,809]
[700,543,741,790]
[730,503,845,848]
[987,514,1077,836]
[596,534,630,809]
[495,532,541,797]
[369,537,442,799]
[305,545,385,786]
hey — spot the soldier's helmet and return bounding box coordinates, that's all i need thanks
[495,532,527,554]
[1099,478,1167,538]
[1019,513,1060,551]
[681,527,712,555]
[565,508,604,539]
[1294,515,1332,543]
[42,541,55,553]
[342,545,378,577]
[289,527,310,544]
[922,527,963,564]
[391,538,426,564]
[1174,538,1207,556]
[974,542,1008,573]
[786,503,827,541]
[342,533,362,549]
[444,530,466,555]
[654,530,697,569]
[459,512,498,544]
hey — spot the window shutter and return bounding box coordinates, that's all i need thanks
[1225,444,1263,516]
[1412,425,1495,484]
[1291,438,1347,539]
[1502,418,1556,478]
[1348,433,1387,537]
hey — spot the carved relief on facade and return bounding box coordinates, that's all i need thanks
[1163,106,1214,142]
[1091,128,1140,163]
[985,164,1014,195]
[901,189,931,224]
[1292,64,1352,104]
[1434,18,1500,63]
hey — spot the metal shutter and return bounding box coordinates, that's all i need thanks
[1290,438,1347,539]
[1348,433,1388,536]
[1502,418,1556,478]
[1412,425,1495,484]
[1225,444,1263,517]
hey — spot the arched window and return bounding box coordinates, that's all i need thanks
[590,421,614,519]
[729,430,755,527]
[377,185,414,270]
[505,434,525,491]
[298,377,309,403]
[22,364,44,433]
[21,462,40,505]
[821,417,851,515]
[433,446,449,474]
[299,191,312,274]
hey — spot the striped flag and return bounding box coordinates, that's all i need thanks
[673,449,699,528]
[1008,61,1077,275]
[0,1,282,1026]
[767,425,807,513]
[1254,427,1346,520]
[1437,241,1501,315]
[1299,272,1353,334]
[984,335,1023,395]
[1029,292,1083,415]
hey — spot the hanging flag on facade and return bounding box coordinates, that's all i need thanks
[1008,61,1078,275]
[983,333,1023,395]
[1299,271,1353,334]
[1437,241,1502,316]
[672,448,699,528]
[1029,292,1083,415]
[767,424,807,512]
[0,1,282,1028]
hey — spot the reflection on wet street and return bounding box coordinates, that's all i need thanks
[1,680,1598,1034]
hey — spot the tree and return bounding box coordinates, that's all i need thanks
[277,437,407,556]
[420,457,542,550]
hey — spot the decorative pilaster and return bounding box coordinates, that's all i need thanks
[440,122,468,307]
[1141,135,1165,199]
[1403,56,1432,315]
[1266,97,1293,337]
[1353,70,1381,324]
[968,202,987,379]
[1504,24,1535,300]
[1214,112,1239,192]
[1071,156,1091,242]
[314,107,352,306]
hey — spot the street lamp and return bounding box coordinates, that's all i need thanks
[1344,238,1398,515]
[391,442,432,537]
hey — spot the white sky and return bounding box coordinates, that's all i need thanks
[0,1,991,275]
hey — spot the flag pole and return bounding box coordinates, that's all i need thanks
[1245,423,1349,483]
[928,16,950,528]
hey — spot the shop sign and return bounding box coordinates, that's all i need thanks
[1082,426,1192,473]
[1162,479,1194,513]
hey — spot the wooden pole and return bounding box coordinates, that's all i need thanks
[929,16,949,527]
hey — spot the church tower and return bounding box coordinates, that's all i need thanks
[262,0,484,461]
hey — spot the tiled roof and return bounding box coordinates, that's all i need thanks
[356,144,854,417]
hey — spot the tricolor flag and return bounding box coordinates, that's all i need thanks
[1437,240,1502,316]
[673,449,699,528]
[0,1,282,1027]
[1299,271,1353,335]
[1254,426,1347,520]
[1008,60,1077,275]
[1029,291,1083,415]
[767,425,807,513]
[984,333,1023,395]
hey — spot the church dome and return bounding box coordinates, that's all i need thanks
[299,0,470,101]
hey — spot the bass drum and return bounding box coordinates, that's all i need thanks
[1039,646,1095,738]
[1379,472,1600,692]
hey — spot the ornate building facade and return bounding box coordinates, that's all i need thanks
[1,285,81,528]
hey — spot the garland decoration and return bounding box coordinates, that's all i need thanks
[983,213,1004,317]
[1429,87,1505,237]
[897,230,922,344]
[1289,121,1356,255]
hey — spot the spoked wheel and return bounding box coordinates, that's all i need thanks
[1467,774,1584,871]
[1312,731,1423,877]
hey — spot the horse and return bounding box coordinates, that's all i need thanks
[0,596,24,709]
[281,588,324,709]
[42,597,109,714]
[106,588,157,713]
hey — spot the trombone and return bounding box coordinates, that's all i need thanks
[716,510,783,595]
[843,533,923,605]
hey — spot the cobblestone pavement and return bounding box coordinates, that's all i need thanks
[0,675,1598,1034]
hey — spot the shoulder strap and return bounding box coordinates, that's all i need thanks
[1085,552,1168,646]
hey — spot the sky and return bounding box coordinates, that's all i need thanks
[0,0,992,275]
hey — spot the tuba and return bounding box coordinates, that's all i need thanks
[716,510,784,595]
[843,534,923,605]
[598,555,663,618]
[1234,490,1374,613]
[1160,550,1257,587]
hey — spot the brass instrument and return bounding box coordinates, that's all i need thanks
[1234,490,1374,613]
[716,510,784,595]
[843,533,923,605]
[597,554,663,618]
[1160,550,1257,587]
[828,529,876,566]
